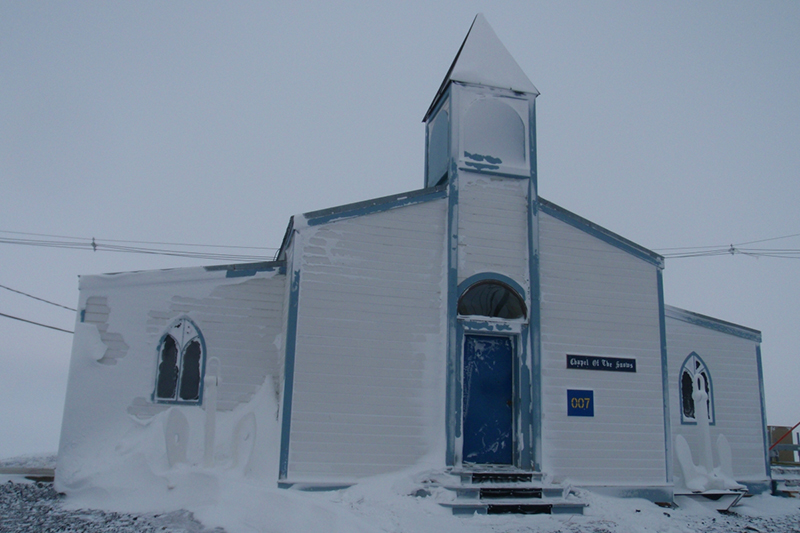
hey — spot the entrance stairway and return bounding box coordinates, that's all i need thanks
[420,469,587,515]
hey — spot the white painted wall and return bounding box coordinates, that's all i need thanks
[665,310,768,485]
[538,211,667,486]
[286,199,447,481]
[457,172,529,291]
[57,266,285,487]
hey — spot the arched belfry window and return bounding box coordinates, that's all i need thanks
[154,318,206,404]
[462,98,526,170]
[458,280,526,319]
[679,352,714,425]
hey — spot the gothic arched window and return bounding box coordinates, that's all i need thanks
[154,318,206,404]
[679,352,714,425]
[458,280,526,319]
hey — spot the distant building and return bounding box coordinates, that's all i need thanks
[57,15,770,512]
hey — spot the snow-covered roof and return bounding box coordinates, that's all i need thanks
[424,14,539,121]
[665,305,762,342]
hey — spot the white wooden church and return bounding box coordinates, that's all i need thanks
[56,15,771,512]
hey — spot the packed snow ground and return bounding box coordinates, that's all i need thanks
[2,455,800,533]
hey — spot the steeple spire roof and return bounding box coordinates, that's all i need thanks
[424,14,539,121]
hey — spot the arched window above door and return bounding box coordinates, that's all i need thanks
[458,280,526,319]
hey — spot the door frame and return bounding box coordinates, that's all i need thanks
[454,316,533,469]
[461,329,518,466]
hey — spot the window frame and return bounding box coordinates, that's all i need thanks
[457,279,527,320]
[679,351,715,425]
[152,317,207,406]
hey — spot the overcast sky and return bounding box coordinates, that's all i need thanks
[1,1,798,459]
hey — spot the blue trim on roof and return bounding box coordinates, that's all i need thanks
[203,261,285,277]
[538,198,664,269]
[665,305,762,342]
[304,186,447,226]
[423,23,473,123]
[657,271,672,483]
[756,345,771,479]
[276,216,295,262]
[279,258,301,480]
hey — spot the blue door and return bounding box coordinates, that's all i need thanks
[462,334,513,464]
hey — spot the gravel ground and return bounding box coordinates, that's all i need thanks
[2,478,800,532]
[0,481,225,533]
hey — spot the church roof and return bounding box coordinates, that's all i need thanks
[424,14,539,122]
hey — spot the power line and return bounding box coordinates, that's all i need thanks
[0,234,273,262]
[0,229,277,251]
[0,283,76,311]
[656,232,800,259]
[0,311,73,334]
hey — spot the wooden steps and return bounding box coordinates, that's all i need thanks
[425,469,587,516]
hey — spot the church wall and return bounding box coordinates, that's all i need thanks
[456,172,530,292]
[285,198,448,482]
[538,211,667,486]
[665,310,769,486]
[57,265,285,487]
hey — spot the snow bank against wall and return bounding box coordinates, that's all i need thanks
[285,197,447,482]
[539,209,667,488]
[665,306,769,489]
[57,263,286,493]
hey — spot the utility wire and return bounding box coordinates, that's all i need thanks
[656,232,800,259]
[0,234,272,262]
[0,229,276,251]
[0,311,73,334]
[0,283,76,311]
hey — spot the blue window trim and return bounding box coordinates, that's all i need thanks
[678,351,716,426]
[152,317,207,406]
[457,272,527,303]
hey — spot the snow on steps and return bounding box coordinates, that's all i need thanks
[771,465,800,497]
[418,469,587,515]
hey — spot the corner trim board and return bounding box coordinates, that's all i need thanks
[657,271,672,483]
[279,265,301,480]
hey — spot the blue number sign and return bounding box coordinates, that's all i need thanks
[567,390,594,417]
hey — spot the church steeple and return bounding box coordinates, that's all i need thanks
[424,14,539,189]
